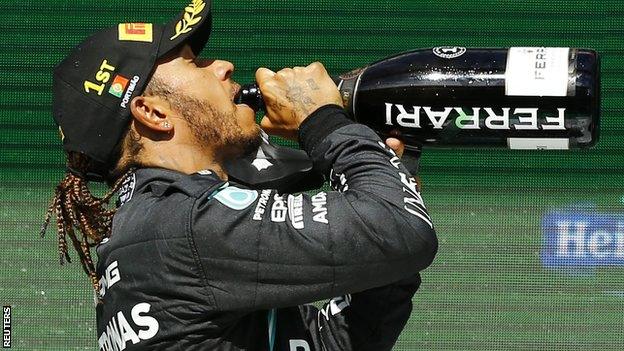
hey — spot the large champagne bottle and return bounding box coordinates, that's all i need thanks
[236,47,600,151]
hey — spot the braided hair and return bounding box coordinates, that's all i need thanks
[40,152,135,298]
[41,77,167,299]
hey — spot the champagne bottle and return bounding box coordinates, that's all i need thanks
[236,47,600,151]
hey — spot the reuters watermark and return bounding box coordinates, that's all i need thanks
[2,306,10,348]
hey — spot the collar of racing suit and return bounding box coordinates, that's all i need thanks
[117,167,227,207]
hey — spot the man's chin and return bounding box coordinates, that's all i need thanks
[239,132,263,159]
[221,126,263,160]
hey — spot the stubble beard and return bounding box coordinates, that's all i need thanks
[180,95,262,161]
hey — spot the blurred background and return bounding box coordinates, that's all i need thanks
[1,0,623,349]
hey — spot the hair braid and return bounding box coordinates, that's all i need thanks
[40,189,57,238]
[50,189,71,265]
[40,151,136,301]
[81,232,101,295]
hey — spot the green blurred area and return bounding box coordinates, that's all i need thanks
[1,0,623,349]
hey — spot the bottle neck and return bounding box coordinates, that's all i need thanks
[236,75,347,115]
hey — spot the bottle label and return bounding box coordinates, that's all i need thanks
[505,47,570,97]
[507,137,570,150]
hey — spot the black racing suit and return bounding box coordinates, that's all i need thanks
[95,105,438,350]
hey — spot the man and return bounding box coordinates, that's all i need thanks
[42,1,438,350]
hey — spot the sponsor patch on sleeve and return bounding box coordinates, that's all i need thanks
[214,186,258,210]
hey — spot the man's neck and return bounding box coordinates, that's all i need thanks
[142,143,228,181]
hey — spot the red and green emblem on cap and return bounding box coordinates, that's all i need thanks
[108,75,130,98]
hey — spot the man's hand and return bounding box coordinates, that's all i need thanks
[387,137,422,189]
[256,62,343,140]
[385,137,405,158]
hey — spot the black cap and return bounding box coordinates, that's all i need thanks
[52,0,212,178]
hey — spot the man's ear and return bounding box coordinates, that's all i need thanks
[129,95,174,133]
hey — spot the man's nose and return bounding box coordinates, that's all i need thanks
[211,60,234,81]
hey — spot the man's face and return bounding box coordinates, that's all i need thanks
[149,44,261,160]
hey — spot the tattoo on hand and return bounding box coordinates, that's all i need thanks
[268,100,287,112]
[285,84,315,115]
[306,79,320,91]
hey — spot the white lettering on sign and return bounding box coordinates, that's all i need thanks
[553,220,624,259]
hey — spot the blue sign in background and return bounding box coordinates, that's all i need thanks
[542,210,624,268]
